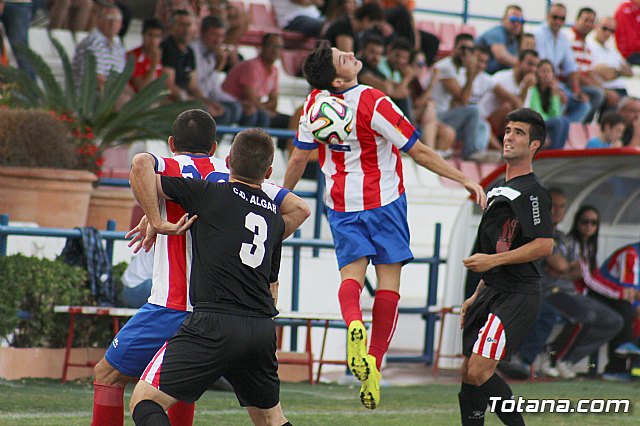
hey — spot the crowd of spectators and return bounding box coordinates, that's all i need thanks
[1,0,639,161]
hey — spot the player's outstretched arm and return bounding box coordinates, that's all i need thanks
[130,153,197,238]
[280,192,311,240]
[463,237,554,273]
[283,147,313,190]
[406,142,487,209]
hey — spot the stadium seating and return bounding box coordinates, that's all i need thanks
[437,22,458,57]
[240,2,316,50]
[415,19,437,35]
[280,49,309,77]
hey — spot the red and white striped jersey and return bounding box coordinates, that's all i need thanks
[581,242,640,299]
[294,85,420,212]
[148,153,288,311]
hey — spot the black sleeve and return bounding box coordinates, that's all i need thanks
[512,186,553,239]
[161,40,178,68]
[160,176,208,214]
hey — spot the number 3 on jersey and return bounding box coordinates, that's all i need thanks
[240,212,268,268]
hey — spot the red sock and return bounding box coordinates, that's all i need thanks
[91,382,124,426]
[167,401,195,426]
[338,278,363,325]
[368,289,400,370]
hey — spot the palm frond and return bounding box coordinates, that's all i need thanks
[16,46,66,111]
[50,36,78,113]
[0,65,44,107]
[78,52,98,123]
[93,56,135,125]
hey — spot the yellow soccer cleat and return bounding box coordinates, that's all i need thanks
[347,320,369,381]
[360,354,381,410]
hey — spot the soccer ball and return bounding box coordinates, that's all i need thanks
[308,96,354,145]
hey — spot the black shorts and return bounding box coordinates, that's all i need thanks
[141,311,279,409]
[462,285,541,361]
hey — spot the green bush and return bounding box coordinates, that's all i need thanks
[0,255,132,348]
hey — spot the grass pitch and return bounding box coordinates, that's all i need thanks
[0,378,639,425]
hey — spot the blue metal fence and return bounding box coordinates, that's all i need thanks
[0,213,445,364]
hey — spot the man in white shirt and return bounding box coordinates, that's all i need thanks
[190,15,242,124]
[272,0,324,37]
[588,16,633,113]
[483,49,540,137]
[431,34,489,161]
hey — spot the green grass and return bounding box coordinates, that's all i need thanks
[0,379,639,425]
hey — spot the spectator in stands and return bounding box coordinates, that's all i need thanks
[190,15,242,125]
[588,17,633,113]
[161,10,225,120]
[272,0,324,38]
[72,3,126,92]
[1,0,36,80]
[534,3,590,124]
[587,240,640,381]
[48,0,93,32]
[566,7,605,124]
[614,0,640,64]
[430,33,490,161]
[323,2,384,55]
[128,18,164,93]
[120,249,154,309]
[156,0,210,38]
[222,33,291,130]
[475,4,525,75]
[208,0,248,48]
[586,112,626,149]
[527,60,570,150]
[541,205,624,379]
[618,96,640,147]
[519,32,536,51]
[483,49,539,141]
[410,51,456,157]
[376,37,415,120]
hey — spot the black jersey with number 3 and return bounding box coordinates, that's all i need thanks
[160,176,284,317]
[475,173,553,294]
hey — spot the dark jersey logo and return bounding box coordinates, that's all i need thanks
[496,218,519,253]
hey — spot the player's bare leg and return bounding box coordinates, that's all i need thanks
[246,403,290,426]
[130,380,178,425]
[91,358,137,426]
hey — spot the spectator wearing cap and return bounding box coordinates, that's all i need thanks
[475,4,525,75]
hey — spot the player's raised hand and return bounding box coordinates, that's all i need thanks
[126,215,152,253]
[153,213,198,236]
[463,180,487,210]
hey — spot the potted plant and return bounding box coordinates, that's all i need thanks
[0,37,199,229]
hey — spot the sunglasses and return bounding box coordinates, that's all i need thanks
[579,219,599,226]
[601,26,616,33]
[508,16,525,24]
[551,15,566,22]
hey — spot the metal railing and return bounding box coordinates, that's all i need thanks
[0,214,445,365]
[415,0,553,24]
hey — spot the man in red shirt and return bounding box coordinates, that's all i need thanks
[128,18,164,93]
[222,33,290,130]
[615,0,640,64]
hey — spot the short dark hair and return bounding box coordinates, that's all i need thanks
[504,4,523,17]
[142,18,164,34]
[229,129,274,182]
[505,108,547,154]
[361,35,385,50]
[454,33,474,47]
[599,111,626,131]
[518,48,539,62]
[201,15,225,34]
[303,40,336,91]
[170,9,190,21]
[577,7,596,19]
[173,109,217,153]
[354,3,384,21]
[388,37,413,53]
[261,32,281,47]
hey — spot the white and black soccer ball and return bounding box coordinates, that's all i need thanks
[308,96,354,145]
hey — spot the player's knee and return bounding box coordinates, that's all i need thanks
[464,362,493,386]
